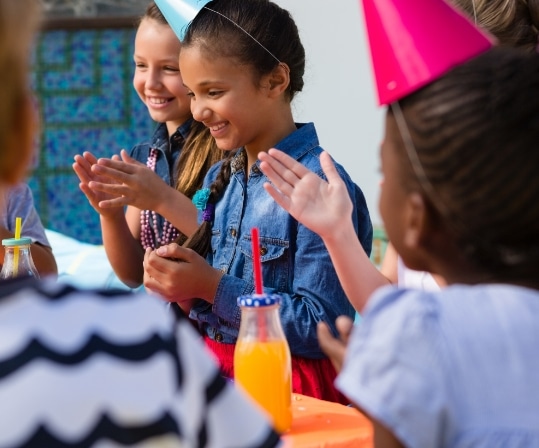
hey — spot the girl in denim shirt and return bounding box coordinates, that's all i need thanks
[144,0,373,403]
[73,2,221,289]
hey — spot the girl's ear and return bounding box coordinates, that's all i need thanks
[402,192,430,251]
[266,63,290,97]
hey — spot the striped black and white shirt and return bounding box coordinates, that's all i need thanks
[0,278,281,447]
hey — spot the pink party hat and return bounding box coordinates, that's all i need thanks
[154,0,209,40]
[360,0,496,105]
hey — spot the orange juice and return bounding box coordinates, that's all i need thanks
[234,339,292,432]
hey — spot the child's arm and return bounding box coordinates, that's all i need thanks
[380,242,399,284]
[1,184,58,277]
[73,151,146,288]
[88,150,199,237]
[259,148,390,313]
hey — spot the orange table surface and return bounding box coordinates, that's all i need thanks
[282,393,373,448]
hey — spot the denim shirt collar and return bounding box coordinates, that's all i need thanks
[274,122,319,160]
[151,119,193,154]
[230,122,317,174]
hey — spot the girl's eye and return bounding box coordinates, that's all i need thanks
[208,90,223,97]
[135,62,146,69]
[186,91,195,98]
[164,66,180,72]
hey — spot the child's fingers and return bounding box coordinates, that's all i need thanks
[317,321,347,373]
[82,151,98,164]
[72,162,91,184]
[263,182,292,213]
[91,163,133,183]
[267,148,311,179]
[319,151,341,185]
[120,149,140,165]
[259,150,305,196]
[335,315,354,345]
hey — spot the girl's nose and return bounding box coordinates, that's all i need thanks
[191,98,210,122]
[145,69,162,90]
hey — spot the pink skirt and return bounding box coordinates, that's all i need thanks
[204,335,349,405]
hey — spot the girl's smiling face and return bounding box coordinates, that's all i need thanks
[179,45,275,154]
[133,18,191,135]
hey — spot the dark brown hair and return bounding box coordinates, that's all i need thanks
[393,47,539,283]
[180,0,305,256]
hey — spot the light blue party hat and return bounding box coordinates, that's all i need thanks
[154,0,210,39]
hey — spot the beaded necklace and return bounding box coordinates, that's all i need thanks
[140,148,180,249]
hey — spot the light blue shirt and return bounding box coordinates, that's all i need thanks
[1,183,50,247]
[190,122,373,358]
[337,284,539,447]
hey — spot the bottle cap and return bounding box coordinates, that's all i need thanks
[2,237,32,246]
[237,294,281,307]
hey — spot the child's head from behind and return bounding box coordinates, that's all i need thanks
[380,47,539,287]
[134,2,191,134]
[179,0,305,151]
[0,0,40,187]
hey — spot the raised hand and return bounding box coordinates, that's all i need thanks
[73,151,123,218]
[258,148,353,240]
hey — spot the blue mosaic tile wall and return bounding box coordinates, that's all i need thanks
[30,28,155,244]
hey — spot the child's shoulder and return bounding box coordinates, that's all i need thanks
[363,283,539,339]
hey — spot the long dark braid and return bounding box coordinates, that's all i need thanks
[182,151,236,256]
[394,46,539,282]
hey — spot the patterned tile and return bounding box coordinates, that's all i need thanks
[31,28,154,244]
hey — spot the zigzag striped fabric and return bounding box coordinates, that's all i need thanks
[0,278,281,448]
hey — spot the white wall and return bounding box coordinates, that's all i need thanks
[275,0,384,227]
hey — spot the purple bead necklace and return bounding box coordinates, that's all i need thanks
[140,148,180,249]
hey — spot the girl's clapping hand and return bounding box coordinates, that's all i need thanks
[73,151,123,217]
[87,149,171,212]
[143,244,224,306]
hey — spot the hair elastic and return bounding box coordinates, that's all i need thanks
[202,203,215,222]
[192,188,215,222]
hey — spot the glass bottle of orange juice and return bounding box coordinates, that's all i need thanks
[234,294,292,433]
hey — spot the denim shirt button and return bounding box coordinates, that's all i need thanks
[215,333,224,342]
[260,247,268,256]
[230,228,237,237]
[252,165,260,174]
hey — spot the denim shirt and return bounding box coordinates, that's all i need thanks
[190,122,373,358]
[129,121,191,244]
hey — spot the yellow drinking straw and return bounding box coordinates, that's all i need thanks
[13,217,21,276]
